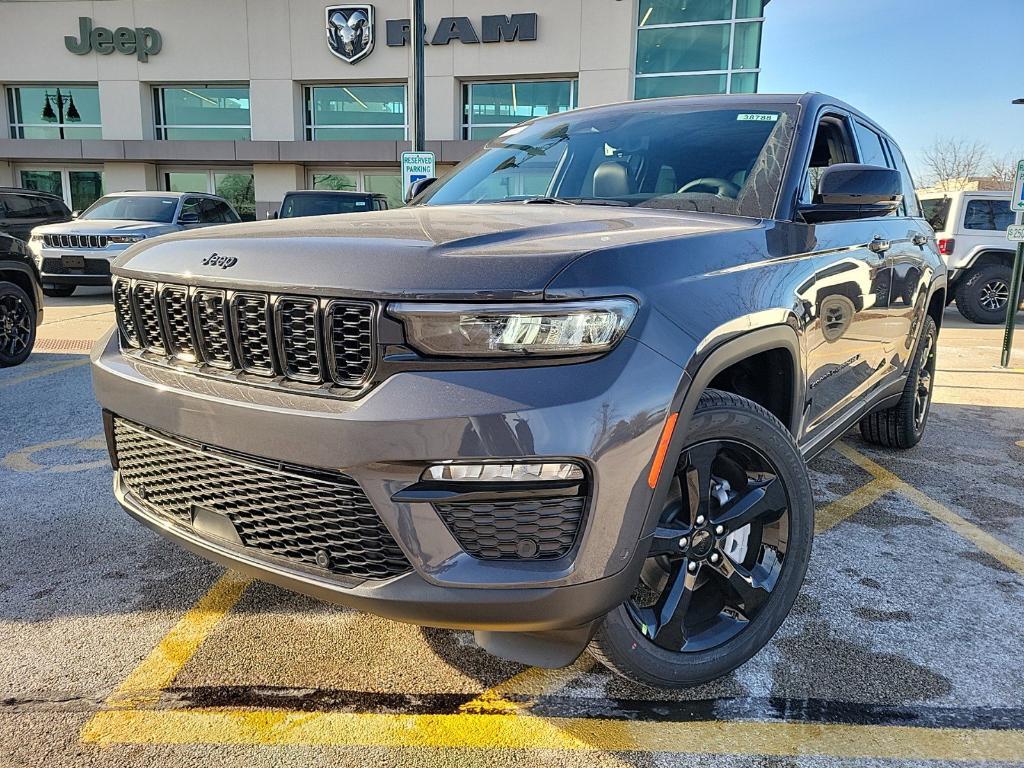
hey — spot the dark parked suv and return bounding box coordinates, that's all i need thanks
[92,94,944,687]
[276,190,390,219]
[0,232,43,367]
[0,187,71,243]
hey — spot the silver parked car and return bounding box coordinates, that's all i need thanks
[27,191,241,297]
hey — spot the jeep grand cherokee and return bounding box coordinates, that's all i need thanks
[92,94,944,687]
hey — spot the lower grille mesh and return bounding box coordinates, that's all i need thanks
[113,419,410,580]
[435,496,586,560]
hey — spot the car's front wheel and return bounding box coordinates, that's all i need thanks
[589,390,813,687]
[42,284,76,298]
[0,281,37,367]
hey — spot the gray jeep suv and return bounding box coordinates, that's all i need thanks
[92,94,944,687]
[29,191,240,297]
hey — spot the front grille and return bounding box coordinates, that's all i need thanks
[112,277,376,395]
[41,257,111,276]
[44,233,109,249]
[435,495,586,561]
[113,418,410,580]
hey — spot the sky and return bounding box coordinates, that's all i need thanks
[758,0,1023,182]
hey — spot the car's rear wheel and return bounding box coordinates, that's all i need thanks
[859,315,937,450]
[589,390,813,687]
[955,264,1019,324]
[0,281,36,367]
[42,284,76,298]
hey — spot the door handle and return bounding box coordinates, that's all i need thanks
[869,236,891,255]
[912,233,929,247]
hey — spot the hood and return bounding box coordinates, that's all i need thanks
[33,220,178,237]
[113,204,760,300]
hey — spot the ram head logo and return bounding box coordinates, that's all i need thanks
[325,5,374,64]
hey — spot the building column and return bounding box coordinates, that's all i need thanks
[578,0,636,107]
[98,81,154,140]
[102,163,159,194]
[0,161,13,188]
[254,164,304,219]
[250,80,302,142]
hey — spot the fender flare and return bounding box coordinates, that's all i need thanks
[642,323,804,537]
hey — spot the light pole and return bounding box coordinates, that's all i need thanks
[39,88,81,140]
[411,0,426,152]
[1002,99,1024,367]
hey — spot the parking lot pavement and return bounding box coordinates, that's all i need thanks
[1,302,1023,768]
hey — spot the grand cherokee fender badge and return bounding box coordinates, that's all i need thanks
[201,253,238,269]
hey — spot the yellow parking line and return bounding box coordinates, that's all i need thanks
[461,656,596,714]
[0,358,88,389]
[835,442,1024,576]
[104,573,250,708]
[815,478,891,534]
[79,709,1024,760]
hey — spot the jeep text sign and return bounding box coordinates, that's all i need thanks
[65,17,162,62]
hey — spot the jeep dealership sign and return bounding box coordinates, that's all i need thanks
[64,17,162,62]
[385,13,538,47]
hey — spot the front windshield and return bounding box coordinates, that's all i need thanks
[420,104,797,218]
[281,194,370,218]
[80,195,179,223]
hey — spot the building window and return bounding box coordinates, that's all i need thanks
[163,168,256,220]
[310,170,406,209]
[634,0,764,100]
[462,80,578,140]
[18,167,104,210]
[305,85,406,141]
[154,86,251,140]
[6,86,102,139]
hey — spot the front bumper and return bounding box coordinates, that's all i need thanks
[35,246,123,286]
[92,326,684,632]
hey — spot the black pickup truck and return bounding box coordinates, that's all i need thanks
[93,93,943,687]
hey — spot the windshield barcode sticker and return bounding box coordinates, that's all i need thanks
[737,113,779,122]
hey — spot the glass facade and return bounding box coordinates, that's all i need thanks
[305,85,406,141]
[19,168,104,210]
[164,169,256,220]
[154,86,251,140]
[7,85,102,139]
[462,80,578,140]
[635,0,764,99]
[311,170,405,208]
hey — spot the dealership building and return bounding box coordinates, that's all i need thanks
[0,0,767,218]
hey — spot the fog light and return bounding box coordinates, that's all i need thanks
[423,462,584,482]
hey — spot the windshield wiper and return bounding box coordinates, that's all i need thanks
[521,196,630,207]
[522,196,577,206]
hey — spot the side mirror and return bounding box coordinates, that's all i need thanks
[269,210,279,220]
[405,177,437,205]
[177,212,200,225]
[799,164,902,224]
[71,210,80,219]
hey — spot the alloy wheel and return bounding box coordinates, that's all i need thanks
[979,279,1010,312]
[626,439,790,653]
[914,330,936,429]
[0,293,32,359]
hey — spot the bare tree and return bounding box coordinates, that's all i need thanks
[988,152,1023,187]
[921,137,989,191]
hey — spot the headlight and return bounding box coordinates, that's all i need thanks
[388,298,637,357]
[108,234,146,244]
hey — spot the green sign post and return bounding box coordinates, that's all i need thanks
[1002,160,1024,368]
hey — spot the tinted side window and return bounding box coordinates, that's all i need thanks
[199,199,234,224]
[964,200,1015,231]
[802,115,856,204]
[179,197,202,220]
[886,140,921,218]
[2,194,48,220]
[854,122,889,168]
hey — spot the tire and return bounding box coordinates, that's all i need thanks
[859,315,937,450]
[955,264,1017,324]
[0,281,37,368]
[588,389,814,688]
[42,284,76,298]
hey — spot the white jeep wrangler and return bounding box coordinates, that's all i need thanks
[920,190,1022,324]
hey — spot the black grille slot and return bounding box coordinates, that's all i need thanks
[113,419,411,580]
[113,279,139,346]
[44,234,108,248]
[193,290,234,368]
[435,495,586,561]
[231,293,275,376]
[327,301,374,386]
[277,298,322,382]
[160,286,195,361]
[133,282,164,352]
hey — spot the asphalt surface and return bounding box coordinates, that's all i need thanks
[1,297,1023,767]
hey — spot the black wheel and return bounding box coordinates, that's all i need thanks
[42,284,76,298]
[859,315,937,450]
[0,281,36,367]
[589,390,813,688]
[955,264,1017,324]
